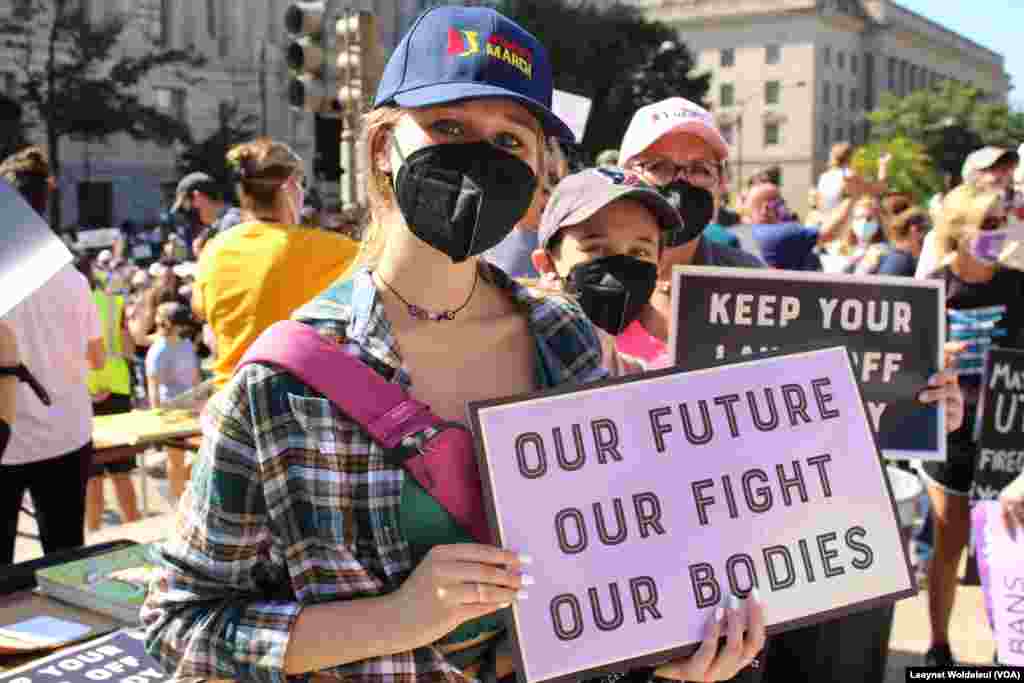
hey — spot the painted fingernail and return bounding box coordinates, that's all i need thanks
[520,574,535,586]
[727,592,741,612]
[928,373,940,384]
[518,553,534,565]
[714,607,725,622]
[516,590,530,600]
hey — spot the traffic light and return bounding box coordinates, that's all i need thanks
[284,1,338,114]
[334,10,385,114]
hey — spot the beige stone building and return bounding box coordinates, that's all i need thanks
[0,0,424,228]
[620,0,1011,215]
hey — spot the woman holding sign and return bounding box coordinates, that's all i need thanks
[142,7,765,683]
[919,184,1024,667]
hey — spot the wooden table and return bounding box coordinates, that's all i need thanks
[0,514,176,672]
[92,410,201,515]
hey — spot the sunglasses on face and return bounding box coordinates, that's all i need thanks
[980,215,1008,232]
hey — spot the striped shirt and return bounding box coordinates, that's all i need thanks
[141,265,607,682]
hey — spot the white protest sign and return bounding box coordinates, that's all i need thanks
[469,347,915,683]
[75,228,121,249]
[551,89,592,144]
[0,182,73,317]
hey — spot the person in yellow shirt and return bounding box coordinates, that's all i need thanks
[192,138,358,388]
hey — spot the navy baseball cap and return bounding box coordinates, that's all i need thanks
[373,6,574,142]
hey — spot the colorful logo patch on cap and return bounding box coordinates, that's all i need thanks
[447,26,533,79]
[447,28,480,57]
[596,168,647,187]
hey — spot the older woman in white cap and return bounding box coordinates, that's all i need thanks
[614,97,761,366]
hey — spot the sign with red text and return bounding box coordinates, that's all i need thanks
[670,266,946,461]
[468,347,915,683]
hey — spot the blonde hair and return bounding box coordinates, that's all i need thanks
[356,105,548,268]
[935,184,1003,261]
[829,142,853,169]
[226,137,303,213]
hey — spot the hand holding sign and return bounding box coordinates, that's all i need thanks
[916,370,964,434]
[653,594,766,682]
[1000,475,1024,535]
[391,543,527,651]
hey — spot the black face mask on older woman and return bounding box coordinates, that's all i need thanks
[656,178,715,248]
[391,137,538,263]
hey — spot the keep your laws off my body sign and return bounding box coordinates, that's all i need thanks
[670,266,946,461]
[468,347,915,683]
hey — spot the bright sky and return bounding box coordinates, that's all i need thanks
[895,1,1023,110]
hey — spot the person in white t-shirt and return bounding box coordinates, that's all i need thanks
[816,141,890,213]
[0,146,104,565]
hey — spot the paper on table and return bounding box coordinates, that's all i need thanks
[0,182,73,317]
[0,616,92,647]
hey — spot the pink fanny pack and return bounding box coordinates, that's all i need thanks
[237,320,491,544]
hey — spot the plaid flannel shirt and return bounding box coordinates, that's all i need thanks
[141,265,607,683]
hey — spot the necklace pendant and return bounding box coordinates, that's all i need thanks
[407,304,427,320]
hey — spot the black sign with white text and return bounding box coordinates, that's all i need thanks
[670,266,946,461]
[972,347,1024,501]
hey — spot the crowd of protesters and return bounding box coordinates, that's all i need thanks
[0,4,1020,682]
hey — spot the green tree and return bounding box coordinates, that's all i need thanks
[851,137,941,205]
[495,0,708,157]
[0,0,205,227]
[868,80,1022,184]
[176,102,259,191]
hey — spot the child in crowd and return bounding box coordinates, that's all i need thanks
[145,302,199,500]
[529,167,682,375]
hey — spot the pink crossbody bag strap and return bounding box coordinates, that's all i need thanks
[238,320,491,544]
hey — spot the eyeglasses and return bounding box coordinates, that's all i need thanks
[981,216,1008,232]
[633,158,724,187]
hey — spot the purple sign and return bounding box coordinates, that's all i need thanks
[972,501,1024,666]
[468,347,916,683]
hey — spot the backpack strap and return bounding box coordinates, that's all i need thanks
[238,320,437,449]
[237,320,492,543]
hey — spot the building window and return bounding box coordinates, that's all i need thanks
[206,0,216,38]
[823,123,830,148]
[823,45,831,66]
[766,44,780,65]
[764,122,780,146]
[887,57,896,90]
[159,0,172,46]
[720,48,735,68]
[721,123,735,145]
[851,54,858,74]
[837,51,845,69]
[837,84,844,109]
[154,86,187,121]
[850,88,858,110]
[720,83,735,107]
[765,80,780,105]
